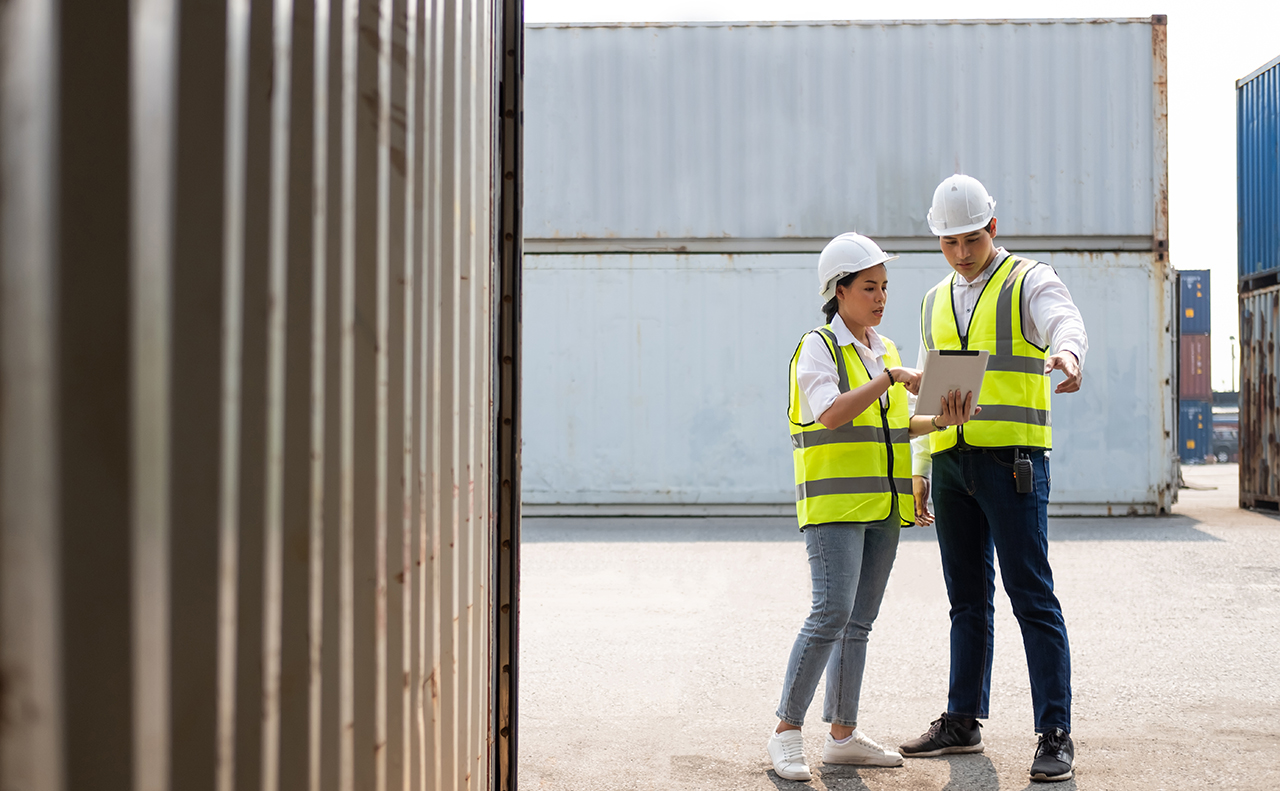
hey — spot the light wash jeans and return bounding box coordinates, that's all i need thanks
[775,515,901,728]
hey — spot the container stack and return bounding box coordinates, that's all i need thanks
[1178,270,1212,463]
[1238,54,1280,508]
[523,18,1178,517]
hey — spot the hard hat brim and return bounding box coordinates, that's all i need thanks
[819,254,899,301]
[928,218,993,237]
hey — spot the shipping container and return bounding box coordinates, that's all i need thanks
[526,18,1168,251]
[1240,287,1280,508]
[1179,269,1212,334]
[1179,400,1213,463]
[523,18,1176,516]
[0,2,523,790]
[1179,332,1213,400]
[1238,54,1280,292]
[523,251,1177,515]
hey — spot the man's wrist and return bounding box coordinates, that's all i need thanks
[930,415,942,432]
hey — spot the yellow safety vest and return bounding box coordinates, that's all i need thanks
[788,327,914,529]
[920,254,1052,454]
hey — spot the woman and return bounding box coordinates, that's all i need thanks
[767,233,979,781]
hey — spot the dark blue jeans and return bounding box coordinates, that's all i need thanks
[932,447,1071,733]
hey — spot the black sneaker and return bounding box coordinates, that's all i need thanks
[899,713,984,757]
[1030,728,1074,782]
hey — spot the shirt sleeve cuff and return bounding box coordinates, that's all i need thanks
[1056,344,1084,369]
[911,435,932,477]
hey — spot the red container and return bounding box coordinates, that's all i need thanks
[1180,333,1212,400]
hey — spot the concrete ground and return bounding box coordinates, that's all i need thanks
[518,464,1280,790]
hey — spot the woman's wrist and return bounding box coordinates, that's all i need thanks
[884,368,896,385]
[930,415,942,432]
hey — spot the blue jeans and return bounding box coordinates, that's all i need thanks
[776,516,901,728]
[932,447,1071,733]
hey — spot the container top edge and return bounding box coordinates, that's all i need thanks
[526,18,1159,30]
[1237,53,1280,89]
[1241,282,1280,298]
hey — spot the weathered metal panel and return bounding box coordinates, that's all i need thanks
[525,18,1162,248]
[1238,54,1280,289]
[1240,287,1280,509]
[523,250,1177,515]
[0,1,64,789]
[1179,333,1212,401]
[0,2,520,791]
[1179,269,1212,335]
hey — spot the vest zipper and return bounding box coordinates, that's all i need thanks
[880,399,898,514]
[950,256,1007,447]
[957,331,968,446]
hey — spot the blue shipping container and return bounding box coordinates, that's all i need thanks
[1238,54,1280,289]
[1179,399,1213,463]
[1179,269,1211,335]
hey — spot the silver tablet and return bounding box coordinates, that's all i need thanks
[916,350,990,417]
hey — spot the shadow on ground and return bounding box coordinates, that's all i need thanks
[757,753,1074,791]
[523,516,1223,543]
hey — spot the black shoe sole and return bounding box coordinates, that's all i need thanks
[900,743,985,758]
[1030,768,1074,782]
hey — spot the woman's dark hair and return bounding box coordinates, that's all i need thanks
[821,271,858,323]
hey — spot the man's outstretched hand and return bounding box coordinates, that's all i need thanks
[1045,352,1081,394]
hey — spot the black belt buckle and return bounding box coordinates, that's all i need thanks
[1014,450,1034,494]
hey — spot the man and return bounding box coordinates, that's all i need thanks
[900,174,1087,783]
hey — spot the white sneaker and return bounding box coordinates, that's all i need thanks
[822,729,904,767]
[767,730,812,781]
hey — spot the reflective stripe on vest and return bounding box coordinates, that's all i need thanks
[788,327,915,529]
[921,255,1052,453]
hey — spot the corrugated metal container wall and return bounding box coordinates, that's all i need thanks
[522,18,1176,516]
[1179,400,1212,463]
[1179,269,1212,334]
[1238,55,1280,291]
[525,19,1161,249]
[524,251,1175,514]
[1240,287,1280,508]
[1179,333,1213,400]
[0,1,523,790]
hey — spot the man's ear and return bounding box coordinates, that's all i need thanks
[987,217,998,238]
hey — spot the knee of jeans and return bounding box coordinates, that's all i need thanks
[843,617,873,640]
[947,598,992,620]
[804,598,855,638]
[1008,594,1064,625]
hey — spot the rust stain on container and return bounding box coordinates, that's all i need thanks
[1240,288,1280,510]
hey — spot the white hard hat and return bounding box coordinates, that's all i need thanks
[818,233,898,301]
[927,174,997,236]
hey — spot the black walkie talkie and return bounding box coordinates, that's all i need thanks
[1014,451,1034,494]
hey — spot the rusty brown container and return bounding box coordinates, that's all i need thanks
[1240,287,1280,509]
[1179,333,1213,400]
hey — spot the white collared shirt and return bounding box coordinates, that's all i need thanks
[795,314,894,424]
[911,247,1089,476]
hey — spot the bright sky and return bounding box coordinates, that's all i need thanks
[527,0,1280,391]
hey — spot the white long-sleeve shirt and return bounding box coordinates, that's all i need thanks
[794,314,893,424]
[911,247,1089,476]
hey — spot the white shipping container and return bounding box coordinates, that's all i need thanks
[525,18,1167,251]
[522,251,1177,515]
